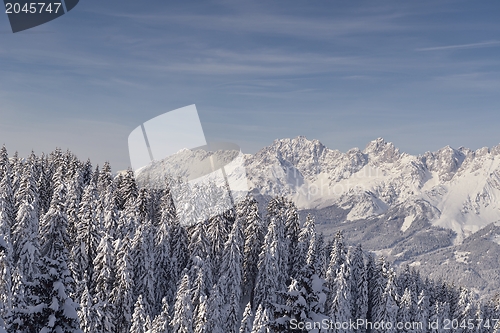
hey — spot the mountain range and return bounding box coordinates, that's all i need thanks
[136,136,500,298]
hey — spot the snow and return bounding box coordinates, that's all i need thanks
[490,234,500,245]
[454,251,470,263]
[401,215,415,232]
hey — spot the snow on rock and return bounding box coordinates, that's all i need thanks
[454,251,470,263]
[401,215,415,232]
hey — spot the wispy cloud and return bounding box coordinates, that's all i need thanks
[416,40,500,51]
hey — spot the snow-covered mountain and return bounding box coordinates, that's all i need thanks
[244,136,500,243]
[136,136,500,242]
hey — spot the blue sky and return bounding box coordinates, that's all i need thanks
[1,0,500,170]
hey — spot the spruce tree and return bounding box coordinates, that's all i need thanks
[241,196,264,304]
[12,183,82,332]
[93,234,115,332]
[119,169,138,209]
[110,235,135,333]
[155,211,174,306]
[348,244,368,326]
[250,305,271,333]
[79,283,98,333]
[325,230,347,312]
[239,302,254,333]
[379,269,399,333]
[329,264,352,333]
[206,283,225,333]
[151,297,171,333]
[253,217,281,310]
[220,219,243,333]
[72,183,102,294]
[130,295,148,333]
[0,174,13,321]
[170,274,194,333]
[193,295,208,333]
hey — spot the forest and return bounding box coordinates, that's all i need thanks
[0,147,499,332]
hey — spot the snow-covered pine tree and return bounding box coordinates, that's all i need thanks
[13,182,82,332]
[239,302,253,333]
[378,269,399,333]
[10,152,23,197]
[169,217,189,287]
[298,214,316,274]
[265,197,288,286]
[0,242,12,325]
[250,305,271,333]
[66,168,84,246]
[151,297,171,333]
[97,162,113,195]
[220,217,243,333]
[241,196,264,304]
[188,220,210,264]
[137,188,153,223]
[92,233,115,332]
[155,208,174,306]
[0,146,9,177]
[130,295,148,333]
[131,219,156,317]
[398,288,414,333]
[102,185,119,241]
[253,216,283,310]
[170,274,194,333]
[11,168,40,283]
[193,295,208,333]
[0,159,15,233]
[14,158,39,215]
[0,166,14,318]
[190,256,211,321]
[79,282,98,333]
[329,263,353,333]
[206,214,230,271]
[368,256,389,327]
[110,235,135,333]
[274,217,329,332]
[454,287,476,333]
[348,244,368,328]
[315,232,327,278]
[80,159,93,188]
[91,164,100,187]
[72,183,102,296]
[154,208,175,307]
[415,290,429,333]
[365,253,378,323]
[119,169,138,209]
[325,230,347,313]
[206,281,225,333]
[284,200,300,280]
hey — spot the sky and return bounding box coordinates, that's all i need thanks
[1,0,500,170]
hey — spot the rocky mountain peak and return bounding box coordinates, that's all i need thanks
[363,137,400,163]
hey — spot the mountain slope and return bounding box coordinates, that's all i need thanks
[245,136,500,243]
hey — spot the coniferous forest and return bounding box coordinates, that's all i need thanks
[0,147,500,333]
